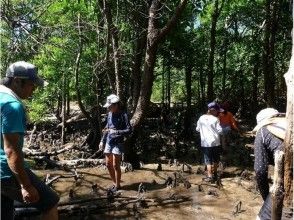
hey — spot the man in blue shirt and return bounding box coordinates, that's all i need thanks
[1,61,59,220]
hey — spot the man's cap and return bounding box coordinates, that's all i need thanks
[103,94,120,108]
[6,61,47,87]
[207,102,222,112]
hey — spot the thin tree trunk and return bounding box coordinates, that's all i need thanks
[271,150,285,220]
[61,70,66,145]
[131,32,146,110]
[184,63,192,135]
[99,0,123,100]
[222,32,228,94]
[167,63,171,109]
[263,0,278,107]
[252,55,260,114]
[207,0,223,101]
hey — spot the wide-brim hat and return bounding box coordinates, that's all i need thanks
[252,117,287,140]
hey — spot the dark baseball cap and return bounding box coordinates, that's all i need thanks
[207,102,222,111]
[6,61,48,87]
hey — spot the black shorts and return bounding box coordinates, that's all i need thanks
[1,168,60,220]
[201,146,222,165]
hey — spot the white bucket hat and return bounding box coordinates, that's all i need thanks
[103,94,120,108]
[252,108,287,139]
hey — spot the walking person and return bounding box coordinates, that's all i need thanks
[218,101,240,152]
[0,61,59,220]
[196,102,223,182]
[99,94,132,192]
[252,108,289,220]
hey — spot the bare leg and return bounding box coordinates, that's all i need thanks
[42,205,58,220]
[105,153,116,185]
[113,154,122,188]
[207,165,213,177]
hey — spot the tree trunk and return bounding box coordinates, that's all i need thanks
[283,10,294,207]
[61,70,66,145]
[184,63,192,136]
[221,32,228,95]
[207,0,222,102]
[167,63,171,109]
[130,0,188,128]
[99,0,123,100]
[131,32,146,110]
[271,150,284,220]
[127,0,188,168]
[263,0,279,107]
[252,54,260,114]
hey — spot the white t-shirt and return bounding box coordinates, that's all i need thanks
[196,114,223,147]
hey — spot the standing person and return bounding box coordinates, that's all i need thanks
[218,101,240,151]
[0,61,59,220]
[252,108,288,220]
[99,94,132,192]
[196,102,223,182]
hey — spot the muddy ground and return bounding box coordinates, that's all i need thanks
[33,163,263,220]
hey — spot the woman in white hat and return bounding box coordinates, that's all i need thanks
[253,108,287,220]
[99,94,132,192]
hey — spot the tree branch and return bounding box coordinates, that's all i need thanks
[157,0,188,42]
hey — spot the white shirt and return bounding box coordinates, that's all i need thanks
[196,114,223,147]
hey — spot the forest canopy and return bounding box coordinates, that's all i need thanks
[0,0,292,123]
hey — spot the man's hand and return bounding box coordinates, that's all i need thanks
[99,142,105,151]
[21,184,40,203]
[108,129,117,135]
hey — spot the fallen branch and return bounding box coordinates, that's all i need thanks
[23,143,76,157]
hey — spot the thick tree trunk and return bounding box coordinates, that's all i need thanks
[127,0,187,168]
[283,20,294,208]
[131,0,188,128]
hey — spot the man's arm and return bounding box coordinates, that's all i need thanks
[216,119,223,134]
[3,133,40,203]
[254,128,270,201]
[3,133,31,188]
[115,113,132,135]
[196,119,200,132]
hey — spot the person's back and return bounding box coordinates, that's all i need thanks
[219,111,238,130]
[196,102,223,183]
[197,114,222,147]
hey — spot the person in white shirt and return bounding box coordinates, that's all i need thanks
[196,102,223,182]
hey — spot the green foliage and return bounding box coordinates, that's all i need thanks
[1,0,292,120]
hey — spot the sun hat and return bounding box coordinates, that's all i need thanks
[6,61,47,87]
[103,94,120,108]
[252,108,286,139]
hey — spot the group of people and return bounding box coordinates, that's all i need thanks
[196,101,239,182]
[0,61,290,220]
[196,102,289,219]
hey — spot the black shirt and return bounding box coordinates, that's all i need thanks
[254,126,284,201]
